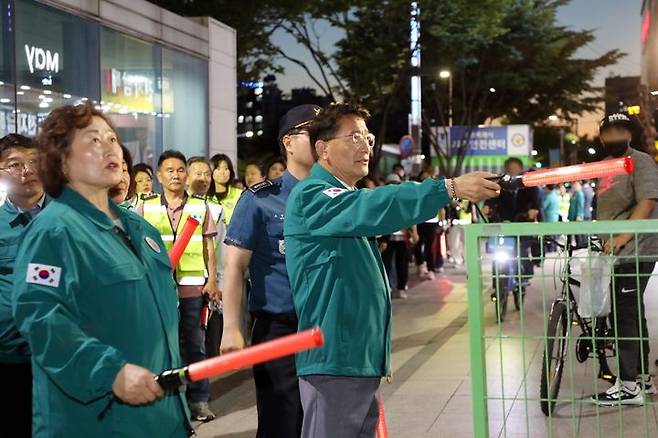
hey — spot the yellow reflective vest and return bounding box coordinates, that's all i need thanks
[218,185,242,225]
[143,194,207,285]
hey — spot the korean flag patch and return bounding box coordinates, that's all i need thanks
[26,263,62,288]
[322,187,347,198]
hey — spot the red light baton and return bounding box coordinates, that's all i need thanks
[491,156,634,191]
[168,215,200,271]
[156,327,324,390]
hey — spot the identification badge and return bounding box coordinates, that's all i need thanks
[278,239,286,255]
[26,263,62,288]
[145,236,161,253]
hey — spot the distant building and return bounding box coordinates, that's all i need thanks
[237,76,329,162]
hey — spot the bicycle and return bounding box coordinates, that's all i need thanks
[539,235,616,416]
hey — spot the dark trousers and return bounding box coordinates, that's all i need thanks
[179,296,209,403]
[610,262,655,381]
[0,361,31,437]
[205,310,223,358]
[252,315,303,438]
[382,240,409,290]
[415,223,438,272]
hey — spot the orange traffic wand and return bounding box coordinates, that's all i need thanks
[168,215,200,271]
[156,327,324,390]
[376,398,389,438]
[491,156,634,191]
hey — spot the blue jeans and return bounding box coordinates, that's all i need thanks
[179,296,209,403]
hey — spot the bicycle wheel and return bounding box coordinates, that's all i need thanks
[540,300,568,416]
[494,277,508,323]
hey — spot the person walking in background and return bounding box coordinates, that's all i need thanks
[542,184,560,224]
[381,173,418,299]
[558,184,571,221]
[568,180,585,222]
[263,156,286,181]
[210,154,242,225]
[244,162,265,188]
[415,169,441,280]
[582,180,595,220]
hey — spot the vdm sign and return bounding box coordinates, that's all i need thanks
[25,45,60,74]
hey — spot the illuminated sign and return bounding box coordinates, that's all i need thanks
[102,68,173,113]
[643,12,651,46]
[25,45,60,74]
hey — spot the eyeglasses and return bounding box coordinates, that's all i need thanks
[0,159,38,175]
[327,132,376,149]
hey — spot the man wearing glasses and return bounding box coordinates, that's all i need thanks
[284,102,501,438]
[0,134,49,436]
[221,105,320,437]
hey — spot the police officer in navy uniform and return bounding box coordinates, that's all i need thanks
[221,105,321,437]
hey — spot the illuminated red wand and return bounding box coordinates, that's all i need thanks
[168,215,200,271]
[491,156,635,190]
[156,327,324,390]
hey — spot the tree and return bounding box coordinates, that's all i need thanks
[420,0,624,176]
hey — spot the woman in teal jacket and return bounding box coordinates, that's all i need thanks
[12,104,191,437]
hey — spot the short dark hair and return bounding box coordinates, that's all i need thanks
[0,134,35,159]
[262,156,286,178]
[307,102,371,160]
[393,163,404,171]
[37,103,118,197]
[187,156,212,169]
[158,150,187,169]
[504,157,523,169]
[132,162,153,178]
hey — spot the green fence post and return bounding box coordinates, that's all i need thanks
[466,223,488,438]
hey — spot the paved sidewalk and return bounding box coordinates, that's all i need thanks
[194,262,658,438]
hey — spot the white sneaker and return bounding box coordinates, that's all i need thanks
[637,375,658,395]
[591,380,644,406]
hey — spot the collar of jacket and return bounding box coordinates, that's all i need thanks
[310,163,353,189]
[58,186,141,231]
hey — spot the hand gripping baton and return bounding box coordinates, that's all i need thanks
[156,327,325,390]
[168,215,200,271]
[488,156,635,191]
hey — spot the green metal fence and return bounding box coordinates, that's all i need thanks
[466,220,658,438]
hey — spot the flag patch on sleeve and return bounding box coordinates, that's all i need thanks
[26,263,62,288]
[322,187,347,198]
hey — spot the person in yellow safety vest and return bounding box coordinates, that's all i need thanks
[136,150,219,423]
[209,154,243,225]
[186,156,226,359]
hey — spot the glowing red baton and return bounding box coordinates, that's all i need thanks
[492,156,635,190]
[167,215,200,271]
[156,327,324,390]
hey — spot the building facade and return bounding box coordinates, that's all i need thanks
[0,0,237,168]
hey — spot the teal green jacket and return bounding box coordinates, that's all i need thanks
[568,190,585,221]
[0,195,49,363]
[12,187,191,437]
[284,164,451,377]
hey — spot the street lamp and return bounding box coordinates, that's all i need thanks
[439,70,453,127]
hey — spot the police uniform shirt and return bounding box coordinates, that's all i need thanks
[225,170,299,315]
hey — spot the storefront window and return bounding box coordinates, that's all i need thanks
[101,27,161,168]
[0,0,15,136]
[161,47,208,158]
[14,0,100,136]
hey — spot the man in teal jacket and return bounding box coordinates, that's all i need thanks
[0,134,48,436]
[284,103,500,438]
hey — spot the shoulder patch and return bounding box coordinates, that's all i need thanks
[322,187,348,198]
[140,192,158,201]
[249,179,275,193]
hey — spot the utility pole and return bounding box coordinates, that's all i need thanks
[409,1,422,154]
